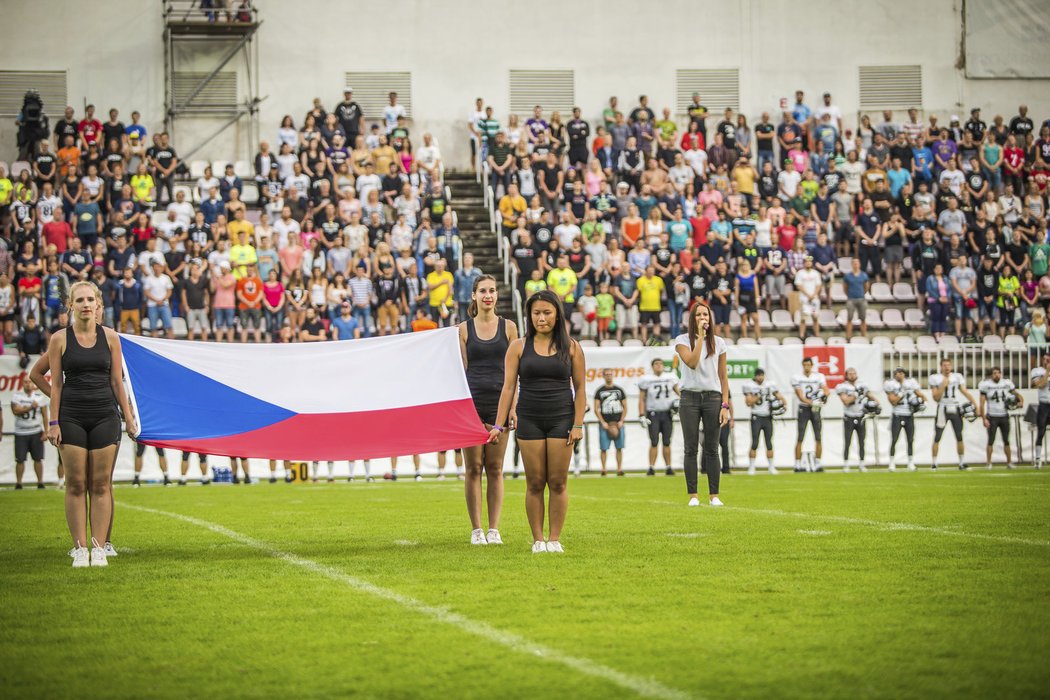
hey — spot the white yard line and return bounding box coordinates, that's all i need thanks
[122,503,692,700]
[572,495,1050,548]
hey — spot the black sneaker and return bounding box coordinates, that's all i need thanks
[347,477,354,483]
[617,471,625,477]
[391,473,398,481]
[36,483,44,490]
[133,476,141,487]
[931,465,937,470]
[959,464,969,470]
[269,477,277,483]
[244,475,252,484]
[665,467,675,476]
[647,467,656,476]
[201,479,211,485]
[15,484,22,490]
[794,467,805,473]
[163,474,172,486]
[721,468,731,474]
[178,480,186,486]
[600,471,607,477]
[512,471,519,479]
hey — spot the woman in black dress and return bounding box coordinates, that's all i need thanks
[489,289,586,553]
[459,275,518,546]
[43,280,137,567]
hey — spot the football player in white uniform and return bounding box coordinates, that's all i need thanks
[928,358,978,469]
[638,358,681,476]
[792,356,830,471]
[742,368,786,474]
[10,381,49,489]
[835,367,879,471]
[1031,354,1050,469]
[978,366,1022,469]
[884,367,927,471]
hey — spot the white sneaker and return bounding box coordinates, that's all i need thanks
[89,539,108,567]
[546,541,564,553]
[768,466,778,475]
[57,478,65,490]
[103,542,118,557]
[687,497,701,507]
[907,463,916,471]
[71,547,89,568]
[414,474,422,481]
[709,497,724,507]
[747,466,756,475]
[532,540,547,553]
[436,474,446,481]
[843,465,851,473]
[858,463,868,472]
[470,529,488,545]
[486,529,503,545]
[888,463,897,472]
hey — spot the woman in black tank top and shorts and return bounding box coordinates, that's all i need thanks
[459,274,518,546]
[43,280,137,568]
[489,289,586,554]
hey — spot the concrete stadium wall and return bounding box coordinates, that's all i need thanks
[2,0,1048,168]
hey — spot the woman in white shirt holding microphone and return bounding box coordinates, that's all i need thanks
[675,300,731,507]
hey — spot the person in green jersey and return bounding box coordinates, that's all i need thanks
[595,281,615,343]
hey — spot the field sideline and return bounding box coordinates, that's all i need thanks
[1,469,1048,700]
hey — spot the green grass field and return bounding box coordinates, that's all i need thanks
[2,469,1049,700]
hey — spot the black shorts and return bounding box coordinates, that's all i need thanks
[739,291,757,314]
[15,432,44,462]
[986,415,1010,445]
[647,410,673,446]
[60,410,121,451]
[712,304,731,325]
[136,441,166,457]
[472,397,499,426]
[516,412,573,440]
[797,407,822,442]
[640,310,662,326]
[750,414,773,451]
[934,407,964,442]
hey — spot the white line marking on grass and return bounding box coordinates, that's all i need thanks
[798,530,832,536]
[573,495,1050,548]
[393,539,419,547]
[666,533,706,538]
[122,503,692,700]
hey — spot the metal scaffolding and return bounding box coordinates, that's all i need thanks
[161,0,262,160]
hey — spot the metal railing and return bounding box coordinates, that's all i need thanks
[880,347,1033,389]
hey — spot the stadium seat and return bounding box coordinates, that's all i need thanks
[172,316,188,339]
[757,309,771,326]
[150,210,168,228]
[804,336,825,346]
[830,282,847,303]
[0,161,8,175]
[983,335,1005,350]
[916,335,939,352]
[600,339,621,347]
[836,309,856,329]
[827,336,847,345]
[570,312,583,330]
[903,308,926,329]
[1004,334,1026,351]
[938,335,960,350]
[660,311,671,329]
[189,160,209,179]
[140,317,152,333]
[894,335,916,352]
[212,161,229,176]
[622,339,643,347]
[849,336,870,344]
[729,309,741,327]
[892,283,916,303]
[758,337,780,346]
[736,337,758,346]
[818,309,839,329]
[771,309,795,330]
[241,182,260,205]
[577,339,596,347]
[173,184,193,202]
[882,308,906,330]
[234,160,253,179]
[871,335,893,348]
[870,282,894,303]
[723,336,735,346]
[837,257,852,274]
[781,336,802,345]
[10,160,31,178]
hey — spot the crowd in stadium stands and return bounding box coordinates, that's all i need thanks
[484,93,1050,348]
[1,89,1049,358]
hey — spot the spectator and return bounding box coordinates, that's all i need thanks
[795,255,823,339]
[143,260,174,338]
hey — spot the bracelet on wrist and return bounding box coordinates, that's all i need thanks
[721,402,730,410]
[572,424,584,429]
[49,420,59,426]
[492,425,504,433]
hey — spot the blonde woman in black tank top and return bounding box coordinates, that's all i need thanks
[459,275,518,546]
[489,289,586,553]
[42,280,137,567]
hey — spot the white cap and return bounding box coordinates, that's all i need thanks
[344,87,353,93]
[950,115,960,122]
[220,261,231,270]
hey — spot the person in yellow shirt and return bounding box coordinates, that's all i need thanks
[229,231,258,280]
[546,254,579,326]
[130,162,155,205]
[636,265,665,343]
[426,258,455,326]
[227,207,255,243]
[371,134,400,174]
[0,167,12,207]
[498,182,527,226]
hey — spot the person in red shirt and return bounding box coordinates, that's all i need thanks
[17,272,42,324]
[1003,134,1026,195]
[236,263,264,343]
[41,209,73,254]
[77,105,103,150]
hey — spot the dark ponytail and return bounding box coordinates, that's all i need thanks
[525,288,572,365]
[468,274,498,318]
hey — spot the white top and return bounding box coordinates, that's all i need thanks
[10,390,47,436]
[742,380,778,417]
[978,378,1015,417]
[836,381,870,418]
[674,333,727,393]
[884,378,921,416]
[791,371,828,412]
[1031,367,1050,404]
[638,373,680,412]
[928,371,965,407]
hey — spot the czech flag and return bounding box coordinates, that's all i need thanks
[121,328,491,460]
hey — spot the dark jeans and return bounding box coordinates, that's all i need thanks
[858,244,882,279]
[928,299,949,333]
[680,389,723,495]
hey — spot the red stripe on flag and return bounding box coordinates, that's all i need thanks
[139,398,490,461]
